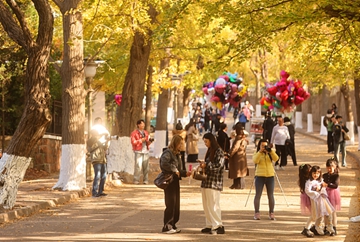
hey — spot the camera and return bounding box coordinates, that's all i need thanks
[224,153,230,158]
[106,135,119,140]
[264,145,272,152]
[149,138,154,142]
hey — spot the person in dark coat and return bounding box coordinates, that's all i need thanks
[332,115,349,167]
[262,111,275,143]
[323,109,335,153]
[228,125,249,189]
[283,117,297,166]
[217,123,231,170]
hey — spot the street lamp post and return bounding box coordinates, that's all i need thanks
[84,60,99,136]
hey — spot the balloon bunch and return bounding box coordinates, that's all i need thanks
[202,72,247,110]
[260,70,310,114]
[114,94,122,106]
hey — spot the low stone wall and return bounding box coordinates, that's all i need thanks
[31,135,62,173]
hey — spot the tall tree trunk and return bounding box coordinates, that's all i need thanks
[354,72,360,150]
[0,0,53,209]
[108,5,158,173]
[340,80,355,144]
[53,1,86,191]
[183,87,192,120]
[145,65,153,132]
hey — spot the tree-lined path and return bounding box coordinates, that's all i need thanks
[0,130,359,241]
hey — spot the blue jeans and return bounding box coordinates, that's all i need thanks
[254,176,275,213]
[134,152,149,183]
[334,141,346,166]
[92,163,107,196]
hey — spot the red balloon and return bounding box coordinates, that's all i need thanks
[267,86,278,96]
[294,96,304,105]
[281,90,289,101]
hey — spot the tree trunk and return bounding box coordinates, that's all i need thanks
[340,80,355,144]
[53,1,86,191]
[354,73,360,150]
[0,0,53,209]
[145,65,153,132]
[108,5,158,172]
[183,87,192,120]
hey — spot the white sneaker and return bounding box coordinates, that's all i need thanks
[275,165,279,170]
[280,166,285,170]
[163,229,177,234]
[315,226,324,235]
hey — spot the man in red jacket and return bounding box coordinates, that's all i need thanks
[130,119,153,184]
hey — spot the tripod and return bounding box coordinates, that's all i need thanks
[245,168,289,207]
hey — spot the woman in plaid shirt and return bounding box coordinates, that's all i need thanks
[199,133,225,235]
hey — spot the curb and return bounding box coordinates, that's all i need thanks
[0,187,91,224]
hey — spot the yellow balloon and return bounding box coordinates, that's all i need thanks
[216,102,223,110]
[264,100,271,106]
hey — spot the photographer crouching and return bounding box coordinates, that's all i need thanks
[252,139,279,220]
[87,117,110,197]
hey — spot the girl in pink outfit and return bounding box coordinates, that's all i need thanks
[298,164,313,237]
[305,165,335,236]
[323,158,341,235]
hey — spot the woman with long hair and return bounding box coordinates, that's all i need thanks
[199,133,225,235]
[160,135,191,234]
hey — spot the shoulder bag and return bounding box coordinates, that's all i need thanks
[154,172,173,189]
[344,132,350,141]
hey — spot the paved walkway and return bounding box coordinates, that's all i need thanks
[0,115,359,242]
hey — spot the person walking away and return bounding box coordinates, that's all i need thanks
[199,133,225,235]
[262,111,274,143]
[283,117,297,166]
[217,123,231,170]
[203,104,212,133]
[172,121,187,169]
[88,117,110,197]
[233,106,239,124]
[305,165,335,236]
[185,118,199,163]
[245,100,254,118]
[160,135,191,234]
[298,164,314,237]
[270,116,290,170]
[332,115,349,167]
[323,109,334,153]
[228,125,249,189]
[323,158,341,235]
[252,139,279,220]
[130,119,153,184]
[238,107,248,129]
[332,103,338,115]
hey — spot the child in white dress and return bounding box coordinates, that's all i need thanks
[305,165,335,236]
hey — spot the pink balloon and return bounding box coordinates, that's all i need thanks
[275,92,282,101]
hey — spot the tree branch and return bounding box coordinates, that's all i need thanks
[0,1,27,48]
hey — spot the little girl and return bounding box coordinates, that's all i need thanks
[298,164,314,237]
[323,158,341,235]
[305,165,335,236]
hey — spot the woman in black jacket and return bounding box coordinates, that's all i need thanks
[217,123,230,170]
[160,135,191,234]
[284,117,297,166]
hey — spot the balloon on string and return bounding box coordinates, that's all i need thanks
[115,94,122,106]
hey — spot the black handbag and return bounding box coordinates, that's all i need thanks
[154,172,173,189]
[193,165,207,181]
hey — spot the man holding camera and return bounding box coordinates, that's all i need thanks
[131,119,154,184]
[332,115,349,167]
[270,116,290,170]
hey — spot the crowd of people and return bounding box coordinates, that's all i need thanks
[86,100,346,237]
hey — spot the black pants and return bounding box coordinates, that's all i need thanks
[275,144,287,167]
[286,141,297,165]
[163,176,180,231]
[327,131,334,153]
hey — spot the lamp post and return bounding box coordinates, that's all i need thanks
[84,59,99,136]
